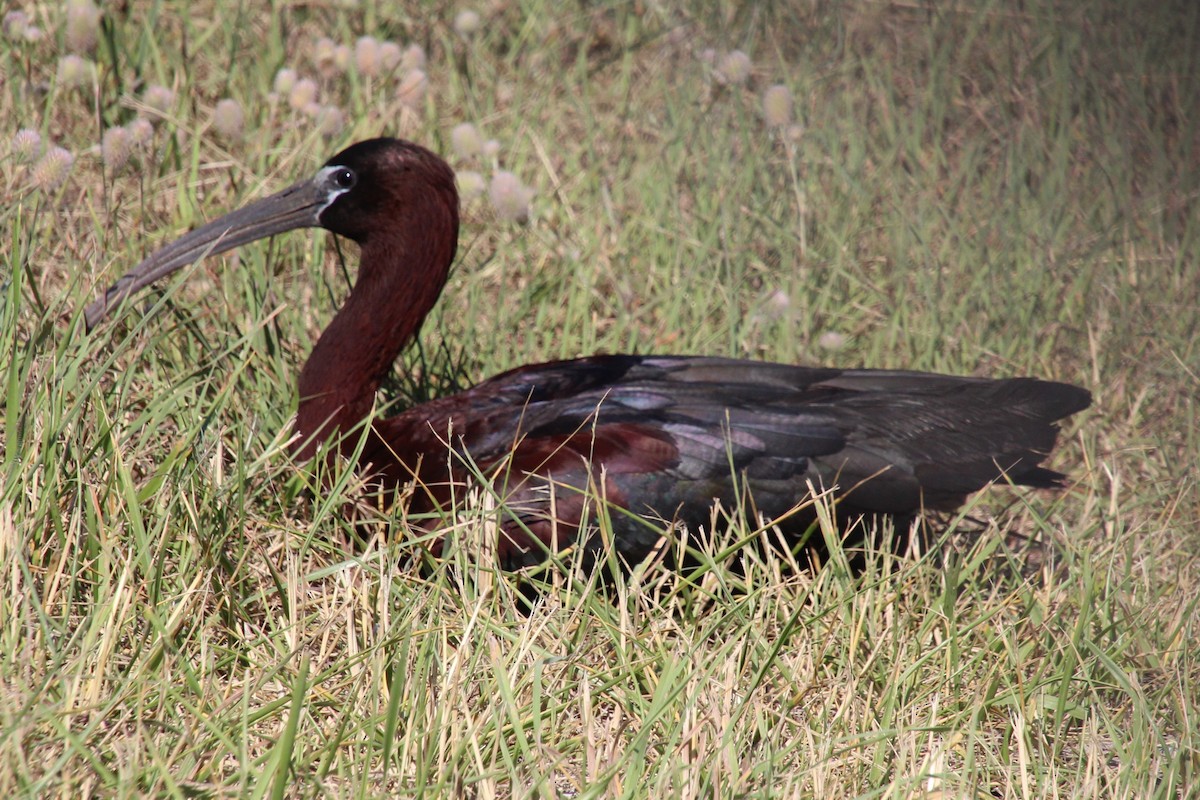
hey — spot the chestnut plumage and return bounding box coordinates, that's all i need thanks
[84,138,1090,569]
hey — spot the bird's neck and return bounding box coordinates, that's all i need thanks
[293,231,454,461]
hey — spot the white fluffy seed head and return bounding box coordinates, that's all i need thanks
[273,68,297,94]
[762,84,793,128]
[450,123,483,159]
[379,41,402,71]
[818,331,848,352]
[212,99,245,142]
[765,289,791,314]
[489,170,534,223]
[129,118,154,145]
[141,84,175,117]
[313,37,337,72]
[315,105,344,138]
[65,0,102,53]
[401,44,426,72]
[355,36,380,76]
[717,50,752,85]
[11,129,42,163]
[31,146,75,191]
[288,78,318,110]
[397,69,427,109]
[3,11,29,38]
[57,55,94,88]
[102,126,133,171]
[454,10,481,37]
[456,170,486,201]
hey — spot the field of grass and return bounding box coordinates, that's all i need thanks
[2,0,1198,797]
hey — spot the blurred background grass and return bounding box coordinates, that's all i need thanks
[1,0,1197,797]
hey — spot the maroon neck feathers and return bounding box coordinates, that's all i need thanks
[294,164,459,461]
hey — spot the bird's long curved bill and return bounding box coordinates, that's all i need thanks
[83,177,327,331]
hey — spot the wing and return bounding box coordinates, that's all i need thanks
[371,355,1090,567]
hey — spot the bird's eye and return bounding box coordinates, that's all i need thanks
[332,167,356,189]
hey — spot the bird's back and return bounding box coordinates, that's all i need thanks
[371,355,1090,568]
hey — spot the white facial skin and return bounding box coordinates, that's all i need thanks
[314,165,358,217]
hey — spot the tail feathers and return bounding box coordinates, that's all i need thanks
[818,376,1089,513]
[994,378,1091,425]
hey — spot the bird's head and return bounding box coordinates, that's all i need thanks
[82,137,459,330]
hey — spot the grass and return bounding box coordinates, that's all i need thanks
[2,0,1198,796]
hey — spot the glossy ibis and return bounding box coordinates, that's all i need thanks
[84,138,1090,569]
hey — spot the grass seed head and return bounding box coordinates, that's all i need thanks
[212,99,245,143]
[456,170,486,201]
[11,128,42,163]
[454,10,482,38]
[818,331,848,352]
[288,78,318,111]
[397,69,428,109]
[141,84,175,118]
[31,146,74,191]
[355,36,380,76]
[274,68,297,95]
[64,0,102,52]
[3,10,28,38]
[56,54,94,88]
[762,84,794,128]
[313,37,337,72]
[764,288,791,316]
[128,117,154,145]
[401,43,426,72]
[451,123,483,159]
[5,11,43,42]
[315,105,344,138]
[379,41,402,71]
[489,170,534,223]
[718,50,752,85]
[101,126,133,171]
